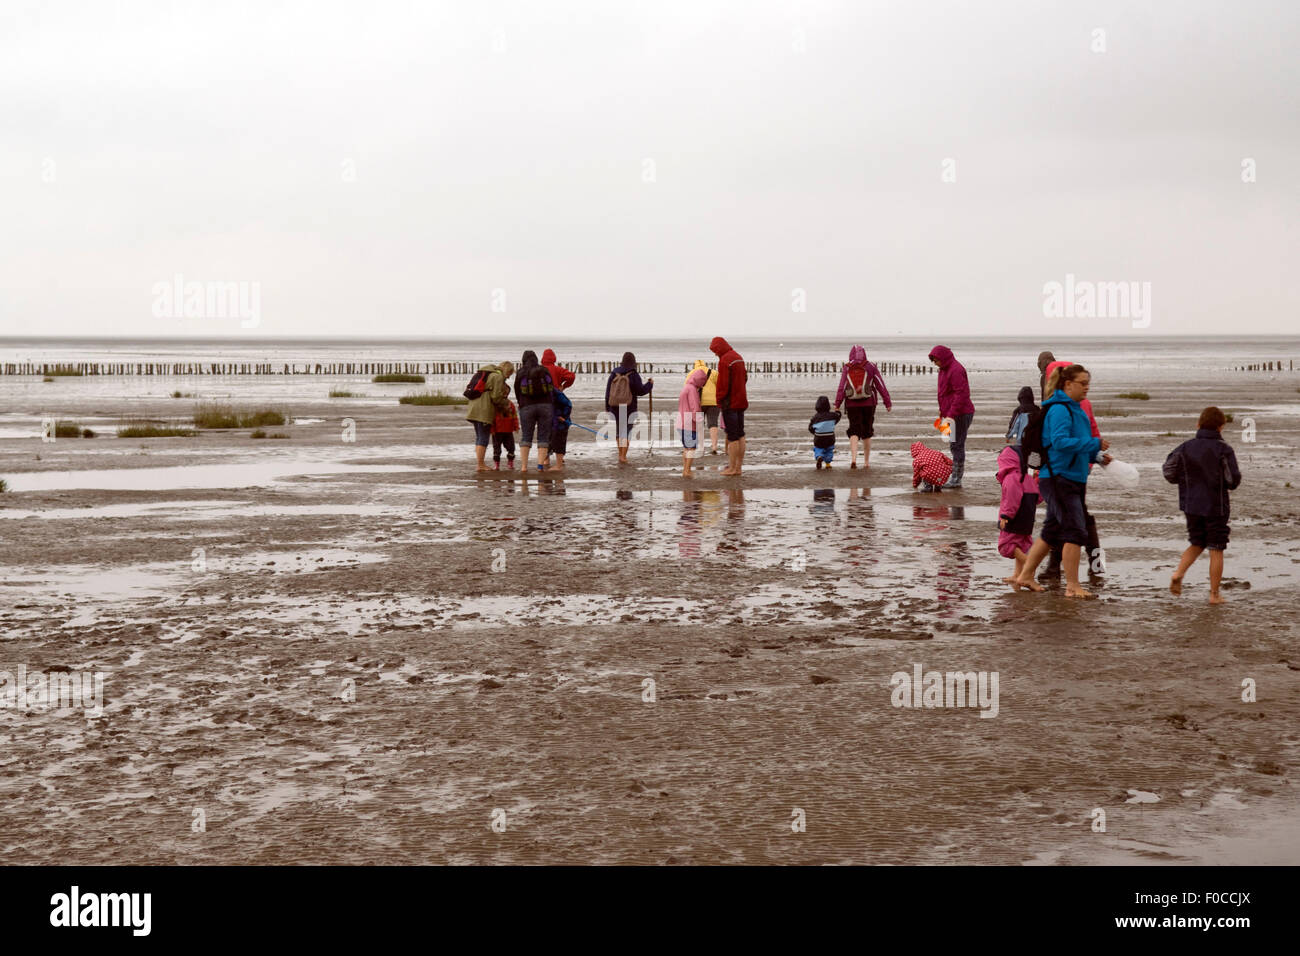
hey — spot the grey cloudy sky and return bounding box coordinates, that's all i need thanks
[2,0,1296,339]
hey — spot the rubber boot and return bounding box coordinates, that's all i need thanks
[1085,514,1103,575]
[943,461,964,489]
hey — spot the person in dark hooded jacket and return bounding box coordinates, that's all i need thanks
[604,351,653,464]
[515,350,555,472]
[808,396,841,469]
[928,345,975,488]
[1164,406,1242,604]
[1006,386,1038,446]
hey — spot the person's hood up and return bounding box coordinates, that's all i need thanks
[928,345,954,367]
[541,348,557,365]
[686,368,708,388]
[1017,386,1036,411]
[910,441,927,456]
[1037,350,1055,372]
[710,336,731,357]
[996,445,1023,483]
[815,395,830,413]
[848,344,866,365]
[693,359,709,372]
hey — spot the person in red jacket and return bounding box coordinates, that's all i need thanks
[710,336,748,476]
[928,345,975,488]
[911,441,953,492]
[540,348,575,391]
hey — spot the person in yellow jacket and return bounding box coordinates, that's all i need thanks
[688,359,721,454]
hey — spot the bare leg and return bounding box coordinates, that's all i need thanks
[849,435,859,467]
[538,444,549,471]
[520,445,531,472]
[1063,543,1096,598]
[682,451,692,478]
[1208,550,1225,603]
[862,437,872,467]
[475,443,489,472]
[709,425,719,452]
[1003,549,1026,584]
[1170,545,1203,594]
[1010,538,1051,591]
[617,439,629,464]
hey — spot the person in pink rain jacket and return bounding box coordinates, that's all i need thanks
[995,445,1040,583]
[678,367,708,478]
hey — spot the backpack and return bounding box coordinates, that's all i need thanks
[844,364,874,401]
[608,370,633,406]
[516,366,551,403]
[1019,402,1073,476]
[463,368,491,400]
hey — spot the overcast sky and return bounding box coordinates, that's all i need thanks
[2,0,1296,339]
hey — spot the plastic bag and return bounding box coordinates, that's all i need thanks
[1098,457,1139,488]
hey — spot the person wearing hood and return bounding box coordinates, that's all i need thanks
[995,445,1039,583]
[541,349,575,391]
[927,346,975,488]
[1006,386,1038,445]
[687,359,721,454]
[465,360,513,472]
[1010,364,1112,599]
[604,351,654,465]
[832,345,892,468]
[678,367,708,478]
[1037,351,1056,403]
[911,441,952,492]
[710,336,748,476]
[808,396,842,469]
[515,350,555,473]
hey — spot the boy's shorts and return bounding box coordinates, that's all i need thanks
[814,445,834,463]
[1186,514,1230,550]
[680,430,698,450]
[998,531,1034,559]
[722,409,745,441]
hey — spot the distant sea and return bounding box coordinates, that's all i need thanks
[2,336,1296,405]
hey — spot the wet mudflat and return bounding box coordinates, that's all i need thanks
[1,380,1298,864]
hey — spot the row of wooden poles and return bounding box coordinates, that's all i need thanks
[0,360,936,376]
[1235,361,1293,371]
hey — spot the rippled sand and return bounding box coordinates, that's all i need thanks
[2,378,1298,864]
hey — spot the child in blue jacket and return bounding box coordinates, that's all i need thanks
[1164,406,1242,604]
[808,396,841,469]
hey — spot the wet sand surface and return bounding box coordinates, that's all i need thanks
[2,376,1299,864]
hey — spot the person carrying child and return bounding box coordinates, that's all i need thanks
[995,444,1039,583]
[809,396,841,469]
[678,367,707,478]
[911,441,952,492]
[491,385,519,470]
[1163,406,1242,604]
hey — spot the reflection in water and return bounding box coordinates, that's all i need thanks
[810,488,836,533]
[678,490,702,559]
[936,541,973,615]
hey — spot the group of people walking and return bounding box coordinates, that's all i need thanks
[466,340,1242,603]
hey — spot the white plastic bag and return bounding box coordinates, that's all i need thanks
[1098,457,1139,488]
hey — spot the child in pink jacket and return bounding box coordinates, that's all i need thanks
[995,445,1039,582]
[678,368,708,478]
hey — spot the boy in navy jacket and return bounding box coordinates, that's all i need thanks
[1163,406,1242,604]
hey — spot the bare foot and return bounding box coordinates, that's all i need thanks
[1001,575,1017,584]
[1010,577,1044,593]
[1169,574,1183,595]
[476,466,492,473]
[1065,587,1098,599]
[719,468,739,476]
[1209,591,1226,605]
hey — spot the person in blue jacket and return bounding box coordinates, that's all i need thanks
[1010,364,1111,598]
